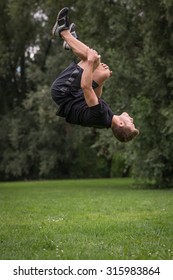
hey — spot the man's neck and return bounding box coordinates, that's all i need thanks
[111,115,122,128]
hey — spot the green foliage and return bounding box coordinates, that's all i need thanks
[0,87,110,180]
[1,0,173,186]
[87,0,173,188]
[122,0,173,188]
[69,131,109,178]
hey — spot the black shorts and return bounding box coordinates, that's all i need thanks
[51,62,98,106]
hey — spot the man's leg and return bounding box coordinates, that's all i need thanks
[61,30,111,82]
[52,8,111,97]
[52,7,90,60]
[53,8,103,68]
[61,30,112,99]
[61,29,89,61]
[52,8,107,79]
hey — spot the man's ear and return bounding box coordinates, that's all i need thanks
[119,121,124,127]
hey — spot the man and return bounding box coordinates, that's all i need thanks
[51,7,139,142]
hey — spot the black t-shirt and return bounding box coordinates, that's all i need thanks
[57,90,114,129]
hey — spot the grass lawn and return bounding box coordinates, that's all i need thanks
[0,178,172,260]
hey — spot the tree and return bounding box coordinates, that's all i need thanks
[76,0,173,188]
[109,1,173,188]
[1,0,173,187]
[126,0,173,188]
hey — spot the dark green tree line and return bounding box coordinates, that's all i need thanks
[124,0,173,188]
[0,0,173,187]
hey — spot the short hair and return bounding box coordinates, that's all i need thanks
[112,124,139,143]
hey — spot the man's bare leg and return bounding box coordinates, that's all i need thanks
[60,30,112,97]
[61,31,111,73]
[61,30,89,61]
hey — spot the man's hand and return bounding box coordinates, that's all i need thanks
[87,48,100,62]
[87,48,101,70]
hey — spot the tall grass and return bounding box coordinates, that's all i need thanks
[0,179,172,260]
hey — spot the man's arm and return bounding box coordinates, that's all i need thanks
[80,49,100,107]
[94,83,104,98]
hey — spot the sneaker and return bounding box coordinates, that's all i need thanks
[52,7,70,38]
[63,23,78,50]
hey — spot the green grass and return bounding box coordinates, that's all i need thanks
[0,178,173,260]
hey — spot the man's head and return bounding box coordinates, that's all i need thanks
[111,112,139,142]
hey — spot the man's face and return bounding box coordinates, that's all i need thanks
[120,112,135,130]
